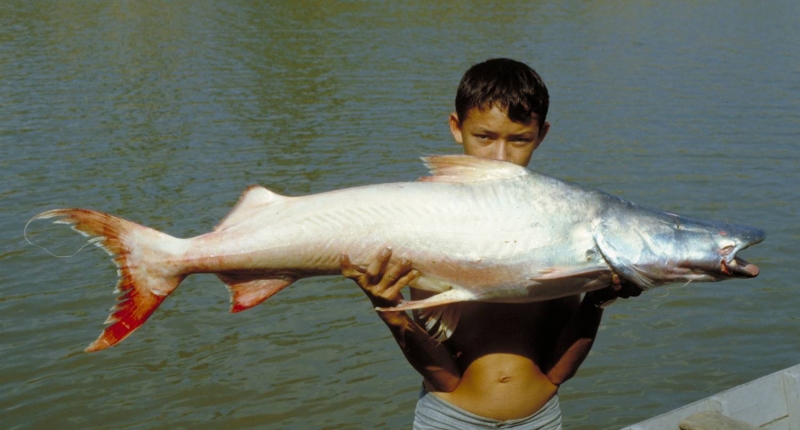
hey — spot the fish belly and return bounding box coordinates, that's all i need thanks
[180,178,608,302]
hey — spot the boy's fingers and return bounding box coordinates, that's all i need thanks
[366,247,392,283]
[611,273,622,291]
[340,253,357,277]
[384,269,420,299]
[620,282,643,298]
[379,258,412,289]
[341,249,443,307]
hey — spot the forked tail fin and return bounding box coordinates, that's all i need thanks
[26,209,187,352]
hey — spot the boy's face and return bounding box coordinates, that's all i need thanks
[449,105,549,168]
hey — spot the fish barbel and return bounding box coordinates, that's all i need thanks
[26,155,764,351]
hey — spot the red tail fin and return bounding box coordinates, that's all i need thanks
[29,209,185,352]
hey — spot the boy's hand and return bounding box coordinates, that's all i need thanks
[610,273,643,299]
[340,247,420,310]
[342,248,460,391]
[584,273,643,308]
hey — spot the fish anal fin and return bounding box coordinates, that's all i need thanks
[418,155,529,183]
[215,186,287,231]
[218,273,294,313]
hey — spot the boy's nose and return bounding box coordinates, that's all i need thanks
[491,141,509,161]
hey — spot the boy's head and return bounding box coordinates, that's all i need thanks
[450,58,550,167]
[455,58,549,128]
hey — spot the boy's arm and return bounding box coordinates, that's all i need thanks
[341,248,461,392]
[545,278,642,386]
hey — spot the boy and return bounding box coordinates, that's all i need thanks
[341,58,639,429]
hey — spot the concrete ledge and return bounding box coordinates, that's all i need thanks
[679,411,759,430]
[621,363,800,429]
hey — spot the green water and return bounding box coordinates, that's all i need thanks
[2,1,798,428]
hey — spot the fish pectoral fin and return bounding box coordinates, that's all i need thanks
[593,227,655,290]
[217,273,295,313]
[417,303,464,342]
[377,289,475,311]
[531,265,612,281]
[378,289,473,341]
[418,154,529,183]
[214,185,287,231]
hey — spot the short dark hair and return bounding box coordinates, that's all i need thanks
[455,58,549,127]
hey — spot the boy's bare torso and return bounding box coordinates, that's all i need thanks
[415,290,579,420]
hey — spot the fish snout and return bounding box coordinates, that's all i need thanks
[719,226,765,278]
[738,226,766,248]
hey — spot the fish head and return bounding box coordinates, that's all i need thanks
[594,208,765,289]
[665,218,764,281]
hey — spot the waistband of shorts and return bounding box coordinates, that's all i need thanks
[416,385,562,429]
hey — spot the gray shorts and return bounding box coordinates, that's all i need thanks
[413,387,563,429]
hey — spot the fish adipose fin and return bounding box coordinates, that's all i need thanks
[215,185,287,231]
[27,209,186,352]
[419,154,529,183]
[217,273,295,313]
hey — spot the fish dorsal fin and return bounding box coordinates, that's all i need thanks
[215,185,287,231]
[419,155,530,183]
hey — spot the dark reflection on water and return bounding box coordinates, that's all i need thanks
[2,1,798,428]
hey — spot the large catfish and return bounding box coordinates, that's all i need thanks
[26,155,764,351]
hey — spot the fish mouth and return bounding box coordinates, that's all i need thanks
[721,256,759,277]
[719,228,764,278]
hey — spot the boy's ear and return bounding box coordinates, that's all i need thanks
[537,121,551,144]
[528,121,550,154]
[449,112,464,144]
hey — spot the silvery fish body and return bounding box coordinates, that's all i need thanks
[27,155,764,351]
